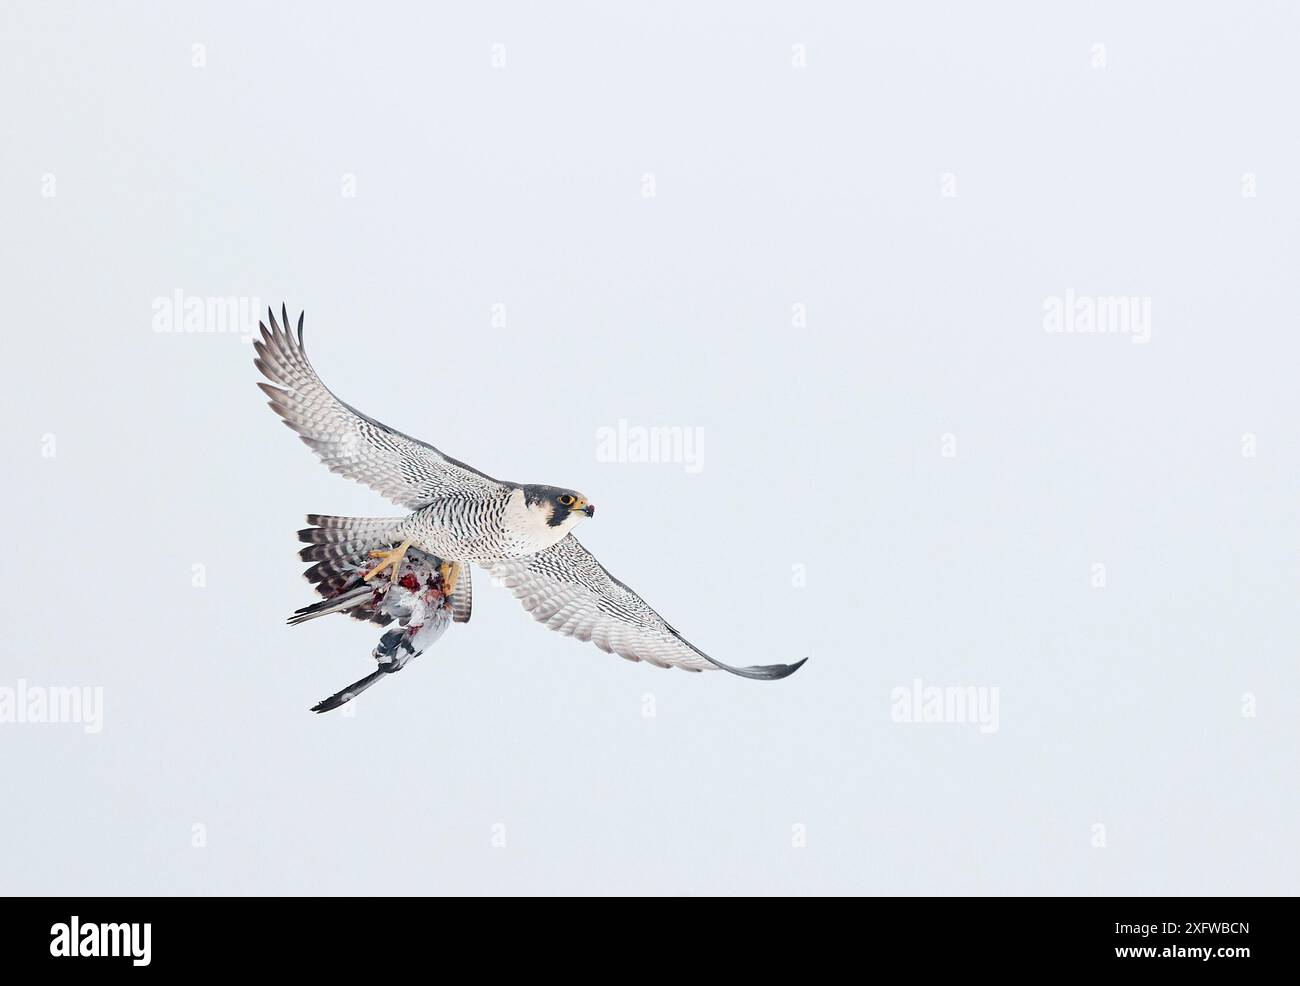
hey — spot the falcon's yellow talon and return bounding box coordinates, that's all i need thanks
[363,539,411,582]
[439,560,461,595]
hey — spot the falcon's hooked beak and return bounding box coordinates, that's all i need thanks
[583,503,595,518]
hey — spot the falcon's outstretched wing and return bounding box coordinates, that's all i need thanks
[487,535,807,679]
[254,306,506,508]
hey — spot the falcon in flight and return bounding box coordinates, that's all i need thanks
[254,306,806,700]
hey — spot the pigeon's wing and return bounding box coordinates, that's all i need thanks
[487,535,807,679]
[254,306,507,508]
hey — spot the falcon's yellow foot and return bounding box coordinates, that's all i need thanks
[439,560,461,595]
[363,539,411,582]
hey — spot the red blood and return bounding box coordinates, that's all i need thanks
[398,573,419,591]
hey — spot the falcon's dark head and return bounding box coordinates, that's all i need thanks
[521,484,596,528]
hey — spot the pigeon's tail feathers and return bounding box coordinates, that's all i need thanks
[310,669,387,713]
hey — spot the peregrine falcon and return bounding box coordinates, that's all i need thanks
[254,306,806,699]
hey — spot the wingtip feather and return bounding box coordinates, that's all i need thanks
[709,655,808,680]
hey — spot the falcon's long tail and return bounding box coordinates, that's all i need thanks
[294,513,408,626]
[294,513,472,625]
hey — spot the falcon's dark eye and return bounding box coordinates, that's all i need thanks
[558,494,576,506]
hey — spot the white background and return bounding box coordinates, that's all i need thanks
[1,2,1296,895]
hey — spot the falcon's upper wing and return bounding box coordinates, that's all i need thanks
[487,535,807,679]
[254,306,506,508]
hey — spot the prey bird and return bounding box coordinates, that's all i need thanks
[254,306,806,703]
[293,544,460,712]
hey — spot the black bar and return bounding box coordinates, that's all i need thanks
[0,899,1282,973]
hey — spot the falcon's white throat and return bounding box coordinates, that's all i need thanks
[501,488,587,553]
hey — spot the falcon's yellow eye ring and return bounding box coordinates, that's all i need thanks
[558,495,576,506]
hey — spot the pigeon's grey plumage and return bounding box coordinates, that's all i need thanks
[297,545,455,712]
